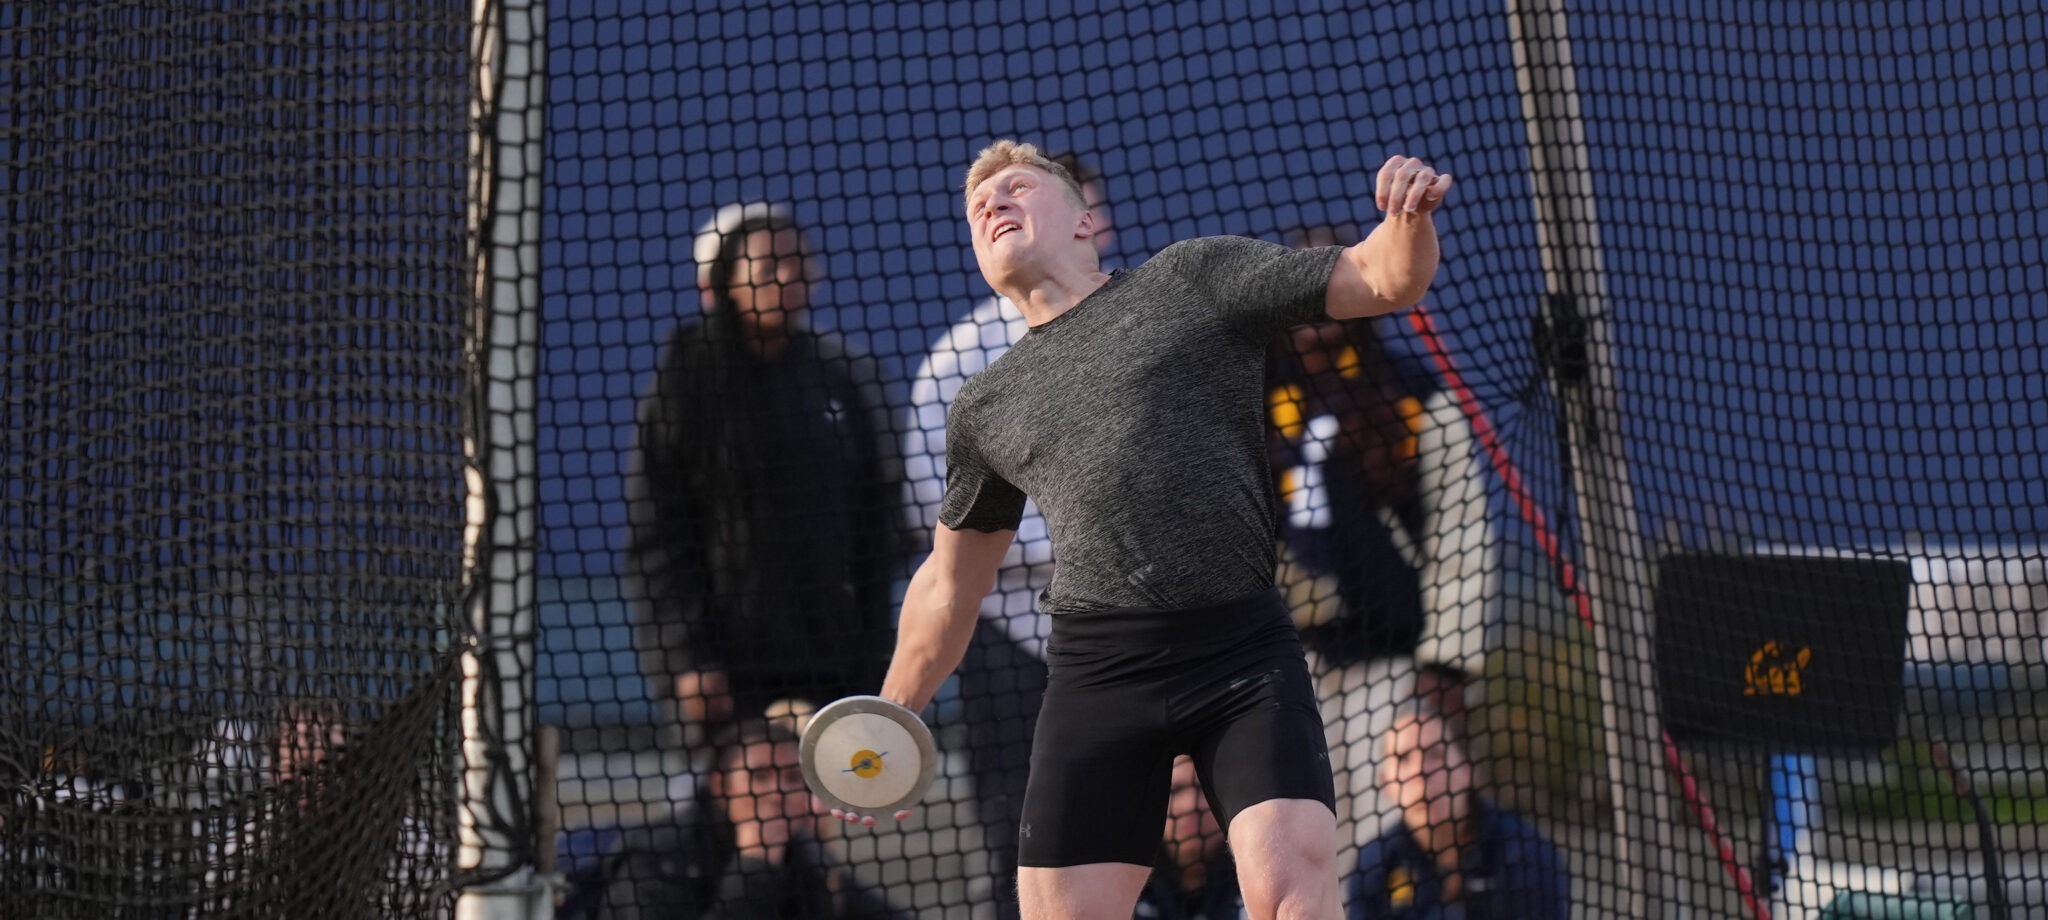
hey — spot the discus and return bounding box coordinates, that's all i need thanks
[798,695,938,816]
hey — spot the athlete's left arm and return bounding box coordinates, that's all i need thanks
[1327,155,1453,320]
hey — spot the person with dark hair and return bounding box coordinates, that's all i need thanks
[568,719,904,920]
[625,202,907,749]
[1346,705,1567,920]
[902,150,1119,916]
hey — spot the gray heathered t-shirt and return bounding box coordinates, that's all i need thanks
[939,236,1346,615]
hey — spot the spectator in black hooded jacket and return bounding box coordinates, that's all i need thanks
[625,202,906,748]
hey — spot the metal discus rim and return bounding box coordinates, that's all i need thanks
[798,695,938,815]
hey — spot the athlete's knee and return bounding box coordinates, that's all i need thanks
[1239,850,1336,913]
[1241,864,1339,920]
[1265,888,1339,920]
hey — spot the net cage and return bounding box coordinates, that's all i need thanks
[8,0,2048,918]
[4,0,479,917]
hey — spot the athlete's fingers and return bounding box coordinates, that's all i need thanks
[1376,156,1414,211]
[1427,173,1455,205]
[1408,172,1454,214]
[1402,167,1440,213]
[826,808,905,825]
[1383,157,1431,215]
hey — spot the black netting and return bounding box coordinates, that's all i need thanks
[542,2,2043,918]
[3,2,473,917]
[10,0,2044,918]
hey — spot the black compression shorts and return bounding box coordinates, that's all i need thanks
[1016,590,1336,868]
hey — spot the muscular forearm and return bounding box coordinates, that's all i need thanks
[1329,155,1451,319]
[1354,211,1440,313]
[879,561,985,713]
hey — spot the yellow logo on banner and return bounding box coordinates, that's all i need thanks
[1744,641,1812,697]
[847,750,885,778]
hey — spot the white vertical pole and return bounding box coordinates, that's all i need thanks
[460,0,548,915]
[1504,1,1679,916]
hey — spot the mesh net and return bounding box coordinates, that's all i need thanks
[9,0,2045,918]
[3,1,474,917]
[544,2,2044,918]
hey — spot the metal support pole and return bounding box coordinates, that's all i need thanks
[1504,2,1679,916]
[460,0,548,916]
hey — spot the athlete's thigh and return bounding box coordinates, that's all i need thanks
[1019,676,1175,868]
[1229,798,1341,919]
[1186,648,1336,829]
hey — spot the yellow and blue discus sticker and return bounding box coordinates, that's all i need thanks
[847,749,887,777]
[799,695,937,815]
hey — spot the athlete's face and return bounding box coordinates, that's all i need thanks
[966,164,1096,282]
[1378,715,1474,839]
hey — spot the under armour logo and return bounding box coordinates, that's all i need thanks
[1020,823,1032,838]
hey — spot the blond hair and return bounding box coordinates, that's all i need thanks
[962,139,1088,214]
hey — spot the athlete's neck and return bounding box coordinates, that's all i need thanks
[1000,265,1112,327]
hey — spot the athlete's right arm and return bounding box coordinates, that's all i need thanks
[835,518,1012,826]
[879,522,1015,713]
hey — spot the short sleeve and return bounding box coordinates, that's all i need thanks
[936,411,1027,533]
[1166,236,1344,341]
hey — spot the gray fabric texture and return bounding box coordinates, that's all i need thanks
[940,236,1345,614]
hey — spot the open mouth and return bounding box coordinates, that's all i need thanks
[991,221,1020,242]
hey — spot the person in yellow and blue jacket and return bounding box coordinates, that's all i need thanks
[1265,224,1434,669]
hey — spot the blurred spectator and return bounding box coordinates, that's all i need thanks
[902,151,1116,913]
[1346,704,1566,920]
[6,735,146,915]
[626,202,907,749]
[1269,224,1469,865]
[1267,223,1432,668]
[195,700,444,917]
[563,719,904,920]
[1134,756,1243,920]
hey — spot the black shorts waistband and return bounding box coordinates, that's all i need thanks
[1047,589,1290,651]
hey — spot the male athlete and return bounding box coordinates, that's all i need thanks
[866,140,1451,920]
